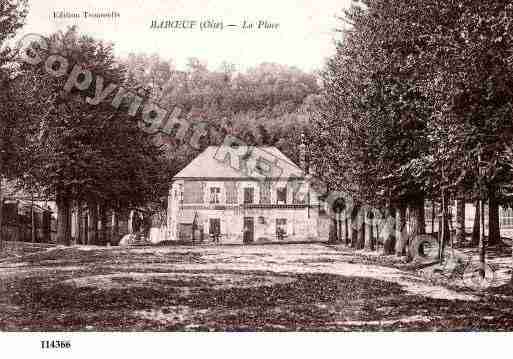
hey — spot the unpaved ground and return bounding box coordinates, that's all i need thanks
[0,243,512,331]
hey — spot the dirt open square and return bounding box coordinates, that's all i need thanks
[0,242,512,331]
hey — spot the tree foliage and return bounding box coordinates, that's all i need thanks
[312,0,513,252]
[122,54,320,172]
[0,0,28,178]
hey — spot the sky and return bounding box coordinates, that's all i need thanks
[21,0,352,72]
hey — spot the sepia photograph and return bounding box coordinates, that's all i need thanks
[1,0,513,356]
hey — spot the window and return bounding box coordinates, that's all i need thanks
[255,158,272,176]
[276,218,287,238]
[209,218,221,235]
[244,187,254,204]
[183,181,204,204]
[259,181,271,204]
[292,182,306,204]
[178,223,193,241]
[210,187,221,204]
[277,187,287,204]
[225,182,238,204]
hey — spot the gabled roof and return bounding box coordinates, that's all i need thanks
[173,146,304,180]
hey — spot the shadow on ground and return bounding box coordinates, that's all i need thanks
[1,270,513,331]
[1,245,513,331]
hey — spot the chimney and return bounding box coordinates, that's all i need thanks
[299,133,308,174]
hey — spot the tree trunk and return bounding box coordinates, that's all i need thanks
[395,205,408,256]
[411,195,426,236]
[76,203,83,244]
[375,220,380,251]
[439,192,450,263]
[344,214,349,246]
[364,208,374,250]
[356,207,365,249]
[455,198,465,246]
[338,212,343,243]
[383,207,396,255]
[31,192,36,243]
[87,201,98,245]
[0,179,3,249]
[431,200,435,234]
[70,204,77,244]
[42,209,50,243]
[350,207,358,248]
[511,232,513,284]
[81,207,88,245]
[16,201,20,242]
[99,206,108,246]
[488,186,500,246]
[56,191,71,245]
[478,199,486,279]
[129,210,135,234]
[330,216,338,243]
[111,210,119,246]
[471,200,480,246]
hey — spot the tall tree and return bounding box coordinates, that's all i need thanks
[19,27,173,245]
[0,0,28,246]
[311,1,433,256]
[314,0,513,265]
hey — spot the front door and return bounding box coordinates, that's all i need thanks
[209,218,221,242]
[243,217,254,243]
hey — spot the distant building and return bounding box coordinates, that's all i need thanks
[167,145,329,243]
[1,180,53,243]
[423,200,513,240]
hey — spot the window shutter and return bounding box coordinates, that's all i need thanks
[259,181,271,204]
[224,182,238,204]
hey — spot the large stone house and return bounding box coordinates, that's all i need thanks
[167,145,328,243]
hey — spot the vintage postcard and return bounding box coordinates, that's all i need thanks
[0,0,512,357]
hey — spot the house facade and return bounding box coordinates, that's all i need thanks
[167,145,329,244]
